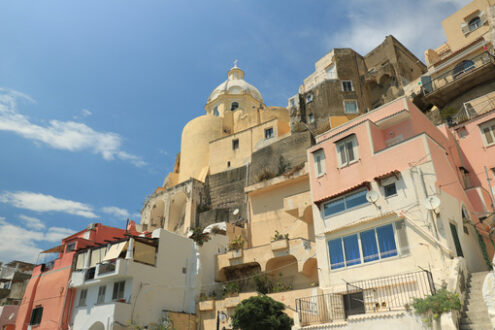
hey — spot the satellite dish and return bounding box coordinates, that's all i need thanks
[233,208,239,216]
[366,191,379,203]
[425,196,441,210]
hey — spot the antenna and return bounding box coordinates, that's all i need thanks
[425,196,441,210]
[366,190,379,204]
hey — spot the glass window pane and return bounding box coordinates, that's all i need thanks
[377,224,397,259]
[339,144,347,164]
[324,198,345,217]
[384,183,397,197]
[346,141,355,162]
[360,230,379,262]
[484,127,494,144]
[328,239,345,269]
[343,235,361,266]
[345,190,368,209]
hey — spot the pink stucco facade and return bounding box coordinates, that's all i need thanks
[308,97,494,263]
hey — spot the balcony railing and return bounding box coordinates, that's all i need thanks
[422,52,494,95]
[422,52,495,95]
[98,260,116,275]
[295,270,435,326]
[452,92,495,125]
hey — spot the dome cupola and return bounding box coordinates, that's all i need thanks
[207,61,263,104]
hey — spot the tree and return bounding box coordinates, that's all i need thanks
[231,295,293,330]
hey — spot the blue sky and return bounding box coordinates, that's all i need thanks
[0,0,469,263]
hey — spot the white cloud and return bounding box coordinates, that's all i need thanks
[0,191,97,219]
[101,206,130,219]
[19,214,46,230]
[0,217,74,263]
[81,109,92,117]
[327,0,470,57]
[0,88,146,167]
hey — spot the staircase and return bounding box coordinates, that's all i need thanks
[459,271,493,330]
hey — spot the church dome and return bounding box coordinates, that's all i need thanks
[207,63,263,103]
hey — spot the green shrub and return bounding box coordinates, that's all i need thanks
[411,288,461,326]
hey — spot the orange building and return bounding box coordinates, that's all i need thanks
[15,223,127,330]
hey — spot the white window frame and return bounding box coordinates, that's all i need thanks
[327,222,402,271]
[326,64,337,80]
[306,93,313,103]
[308,113,315,124]
[97,285,106,304]
[382,177,398,198]
[78,289,87,306]
[480,119,495,147]
[343,100,359,114]
[313,149,326,177]
[264,127,274,139]
[336,135,358,167]
[341,80,354,92]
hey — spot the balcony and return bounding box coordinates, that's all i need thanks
[71,258,128,287]
[295,270,435,327]
[216,238,316,281]
[422,51,495,108]
[283,191,312,222]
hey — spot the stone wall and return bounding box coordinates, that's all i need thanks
[248,131,313,186]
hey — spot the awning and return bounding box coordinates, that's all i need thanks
[102,241,128,262]
[374,170,401,184]
[41,245,64,254]
[89,247,106,268]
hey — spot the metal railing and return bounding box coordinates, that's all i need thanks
[296,270,435,326]
[422,51,494,95]
[453,92,495,125]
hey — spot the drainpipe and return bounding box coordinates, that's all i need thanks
[59,280,72,330]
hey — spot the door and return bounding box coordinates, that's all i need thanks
[343,291,365,318]
[449,223,464,257]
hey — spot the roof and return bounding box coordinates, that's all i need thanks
[314,181,370,204]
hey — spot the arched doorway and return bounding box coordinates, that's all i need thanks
[89,321,105,330]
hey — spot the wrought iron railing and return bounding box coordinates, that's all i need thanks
[295,270,435,326]
[453,93,495,125]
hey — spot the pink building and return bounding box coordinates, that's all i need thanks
[15,223,127,330]
[297,97,491,328]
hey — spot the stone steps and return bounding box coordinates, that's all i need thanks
[459,271,492,330]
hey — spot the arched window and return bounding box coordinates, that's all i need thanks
[453,60,475,79]
[469,17,482,31]
[231,102,239,111]
[213,106,219,116]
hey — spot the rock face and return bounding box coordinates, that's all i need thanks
[461,271,492,330]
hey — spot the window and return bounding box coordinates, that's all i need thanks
[327,223,400,270]
[383,182,397,197]
[341,80,354,92]
[469,16,482,31]
[227,161,231,168]
[97,285,106,304]
[264,127,274,139]
[29,306,43,326]
[306,93,313,103]
[66,242,76,252]
[336,135,358,167]
[323,189,367,218]
[480,119,495,146]
[213,106,219,116]
[308,113,315,124]
[326,64,337,80]
[231,102,239,111]
[453,60,475,79]
[313,149,326,177]
[344,100,359,114]
[112,281,125,300]
[78,289,87,306]
[232,139,239,150]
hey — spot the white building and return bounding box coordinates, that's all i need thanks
[69,228,227,329]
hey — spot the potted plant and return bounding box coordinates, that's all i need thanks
[271,230,289,250]
[411,288,461,329]
[189,226,211,246]
[228,236,245,259]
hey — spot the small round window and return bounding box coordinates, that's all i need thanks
[231,102,239,111]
